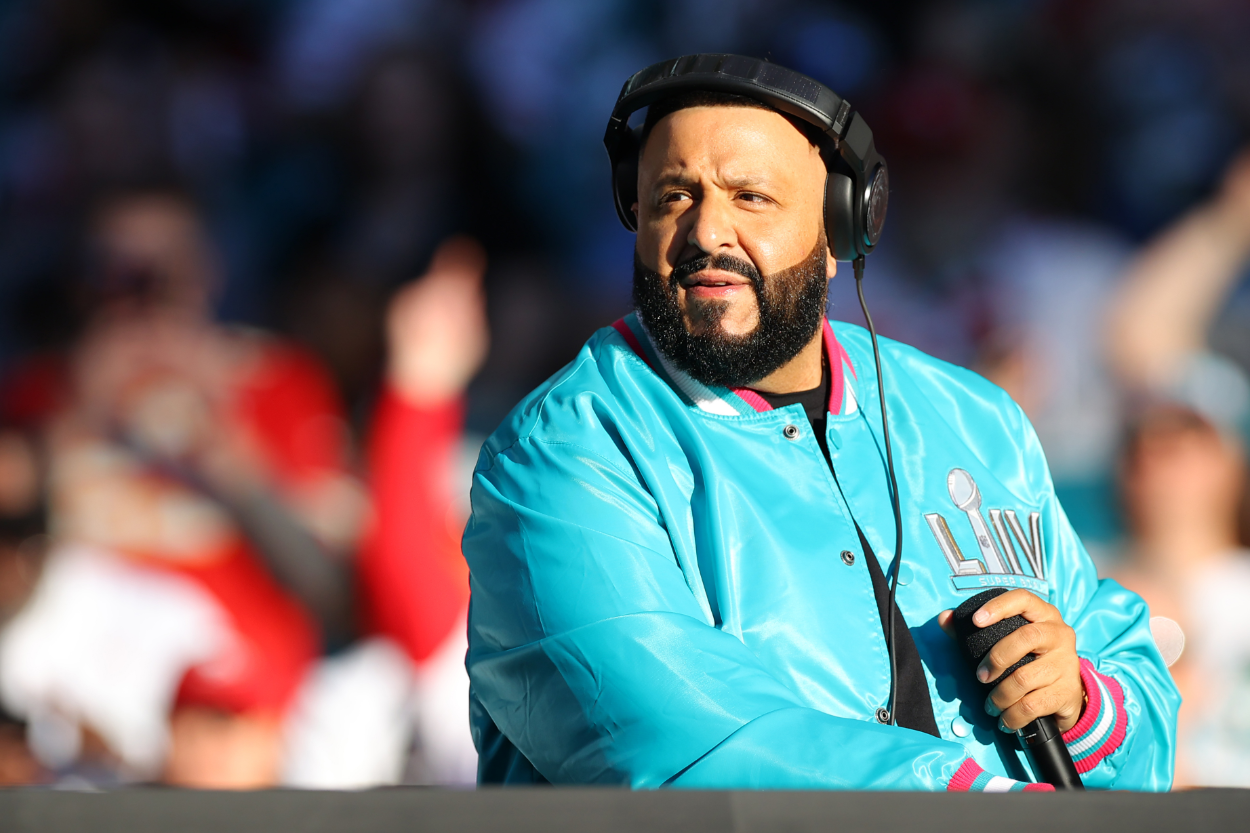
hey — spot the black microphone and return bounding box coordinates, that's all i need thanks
[951,588,1084,790]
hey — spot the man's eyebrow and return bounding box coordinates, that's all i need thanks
[651,171,698,191]
[650,171,773,191]
[723,174,770,188]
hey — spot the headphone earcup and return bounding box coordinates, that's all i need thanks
[611,126,642,232]
[824,168,857,262]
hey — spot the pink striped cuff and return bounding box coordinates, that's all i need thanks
[947,758,1054,792]
[1061,658,1127,773]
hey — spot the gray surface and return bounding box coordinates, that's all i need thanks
[0,787,1245,832]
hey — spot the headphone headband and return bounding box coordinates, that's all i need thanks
[604,53,888,261]
[605,54,851,148]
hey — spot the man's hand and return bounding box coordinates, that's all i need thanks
[938,589,1085,733]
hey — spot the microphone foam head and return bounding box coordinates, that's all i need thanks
[951,588,1035,688]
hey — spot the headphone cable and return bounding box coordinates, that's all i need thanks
[854,255,903,726]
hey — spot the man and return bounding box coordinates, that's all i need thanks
[463,56,1178,790]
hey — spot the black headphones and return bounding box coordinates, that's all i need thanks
[603,53,889,262]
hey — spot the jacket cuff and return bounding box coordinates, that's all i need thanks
[1061,657,1128,773]
[946,758,1055,792]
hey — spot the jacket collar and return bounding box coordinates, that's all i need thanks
[612,313,858,417]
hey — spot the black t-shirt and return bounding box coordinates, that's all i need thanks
[753,361,940,738]
[751,358,834,464]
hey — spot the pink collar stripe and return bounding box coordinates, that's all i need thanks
[732,320,854,415]
[612,319,656,372]
[823,319,852,415]
[611,316,855,417]
[729,387,773,412]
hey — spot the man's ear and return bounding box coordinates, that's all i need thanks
[826,248,837,279]
[631,202,639,224]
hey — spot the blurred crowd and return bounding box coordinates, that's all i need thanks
[0,0,1248,789]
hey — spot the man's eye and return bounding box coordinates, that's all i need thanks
[738,192,768,203]
[660,192,691,204]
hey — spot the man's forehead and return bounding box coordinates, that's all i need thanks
[644,105,820,172]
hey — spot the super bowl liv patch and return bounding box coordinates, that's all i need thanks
[925,468,1048,595]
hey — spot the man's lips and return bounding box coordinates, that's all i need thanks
[678,269,753,298]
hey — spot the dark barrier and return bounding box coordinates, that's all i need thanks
[1,787,1246,833]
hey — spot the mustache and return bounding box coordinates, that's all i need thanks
[672,253,761,287]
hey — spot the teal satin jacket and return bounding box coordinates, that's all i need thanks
[463,313,1178,790]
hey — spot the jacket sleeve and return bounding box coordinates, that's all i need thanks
[1018,403,1179,791]
[465,435,996,789]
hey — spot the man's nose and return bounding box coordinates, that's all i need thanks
[685,194,737,256]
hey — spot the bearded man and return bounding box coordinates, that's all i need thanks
[462,55,1178,790]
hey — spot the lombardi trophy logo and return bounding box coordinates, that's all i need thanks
[924,468,1048,594]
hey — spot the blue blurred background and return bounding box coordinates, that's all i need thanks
[1,0,1245,430]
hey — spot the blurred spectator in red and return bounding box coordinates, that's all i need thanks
[280,237,488,788]
[0,190,365,787]
[364,236,486,784]
[361,236,487,660]
[0,426,48,786]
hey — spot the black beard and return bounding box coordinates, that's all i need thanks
[632,237,830,389]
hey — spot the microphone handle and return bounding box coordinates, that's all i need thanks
[1017,715,1084,790]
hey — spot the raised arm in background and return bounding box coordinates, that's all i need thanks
[1106,149,1250,391]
